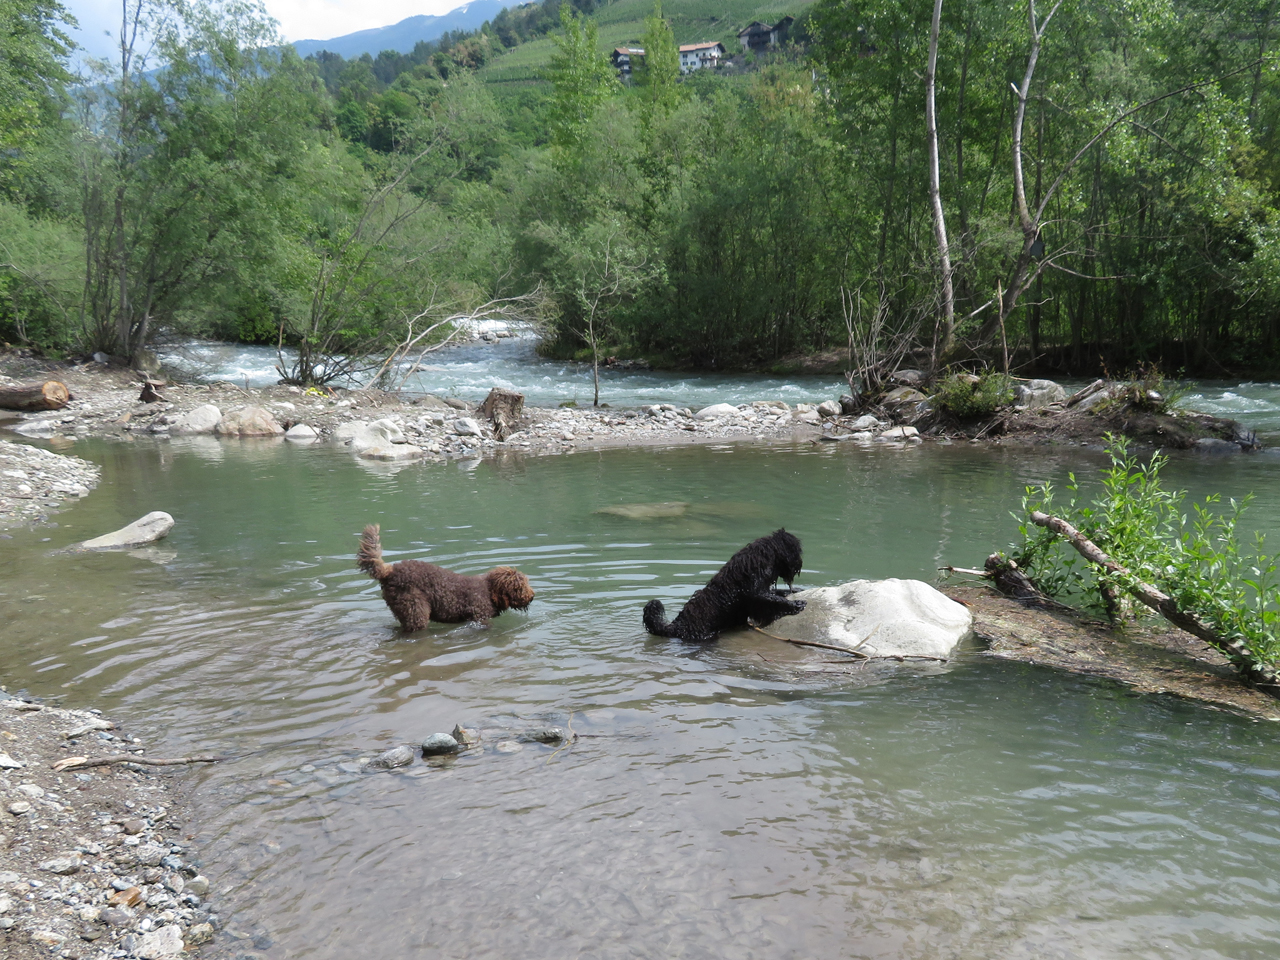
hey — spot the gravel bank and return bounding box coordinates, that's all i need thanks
[0,696,217,960]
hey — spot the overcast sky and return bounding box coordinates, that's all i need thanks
[62,0,465,61]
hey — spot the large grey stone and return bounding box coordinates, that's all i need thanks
[364,745,415,771]
[168,404,222,435]
[215,405,283,436]
[451,417,484,437]
[1194,437,1241,455]
[849,415,883,432]
[817,400,842,418]
[696,403,739,419]
[1014,379,1067,408]
[74,512,174,550]
[772,579,972,660]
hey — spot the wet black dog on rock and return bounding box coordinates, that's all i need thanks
[642,529,806,642]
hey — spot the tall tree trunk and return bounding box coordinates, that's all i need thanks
[926,0,956,364]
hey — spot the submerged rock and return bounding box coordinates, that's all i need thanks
[594,501,690,519]
[775,579,973,660]
[73,511,174,550]
[364,745,415,771]
[451,724,480,746]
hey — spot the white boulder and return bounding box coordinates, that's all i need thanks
[849,415,883,432]
[335,419,406,452]
[73,511,174,550]
[817,400,842,418]
[11,419,57,438]
[696,403,739,419]
[168,404,222,435]
[452,417,484,437]
[284,423,318,442]
[1014,379,1067,408]
[773,579,972,660]
[877,425,920,441]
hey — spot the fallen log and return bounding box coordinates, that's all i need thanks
[51,754,227,772]
[1028,510,1280,691]
[0,380,70,411]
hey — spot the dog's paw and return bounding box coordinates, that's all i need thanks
[791,599,806,612]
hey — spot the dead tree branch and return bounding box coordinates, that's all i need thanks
[1029,510,1280,690]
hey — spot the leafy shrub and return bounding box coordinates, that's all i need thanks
[931,371,1014,418]
[1014,435,1280,673]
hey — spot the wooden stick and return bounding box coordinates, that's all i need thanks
[750,626,949,663]
[52,754,228,772]
[1029,510,1280,689]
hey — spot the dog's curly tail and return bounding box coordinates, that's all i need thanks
[357,524,393,580]
[643,599,678,637]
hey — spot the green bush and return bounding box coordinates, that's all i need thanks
[931,371,1014,418]
[1014,435,1280,674]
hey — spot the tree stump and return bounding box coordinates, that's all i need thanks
[0,380,71,411]
[479,388,524,441]
[138,379,167,403]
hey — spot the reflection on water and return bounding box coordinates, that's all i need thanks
[3,440,1280,958]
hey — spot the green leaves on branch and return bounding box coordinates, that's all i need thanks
[1014,435,1280,673]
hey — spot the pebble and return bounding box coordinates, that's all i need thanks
[7,800,32,815]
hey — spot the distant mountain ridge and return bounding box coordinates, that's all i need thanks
[289,0,516,59]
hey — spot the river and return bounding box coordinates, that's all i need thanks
[4,348,1280,958]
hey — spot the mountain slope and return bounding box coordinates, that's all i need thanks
[290,0,516,59]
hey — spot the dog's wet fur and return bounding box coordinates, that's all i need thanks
[643,529,805,642]
[357,525,534,631]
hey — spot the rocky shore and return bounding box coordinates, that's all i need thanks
[0,695,216,960]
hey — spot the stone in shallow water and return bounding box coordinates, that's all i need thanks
[74,512,174,550]
[594,501,689,520]
[284,423,318,442]
[421,733,459,756]
[364,745,415,771]
[522,727,570,744]
[773,579,972,660]
[451,724,479,746]
[215,405,284,436]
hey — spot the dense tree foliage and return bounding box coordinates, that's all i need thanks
[2,0,1279,380]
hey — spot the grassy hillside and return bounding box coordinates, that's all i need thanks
[477,0,812,90]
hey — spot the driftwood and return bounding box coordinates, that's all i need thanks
[982,553,1056,605]
[1065,378,1108,408]
[479,387,524,441]
[750,625,948,663]
[1029,510,1280,690]
[51,754,227,772]
[0,380,70,411]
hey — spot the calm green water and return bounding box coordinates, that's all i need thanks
[4,438,1280,959]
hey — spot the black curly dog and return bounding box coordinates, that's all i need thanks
[643,529,806,642]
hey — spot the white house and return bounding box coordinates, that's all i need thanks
[677,41,725,73]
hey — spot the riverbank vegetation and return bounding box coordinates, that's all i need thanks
[2,0,1279,381]
[1008,436,1280,686]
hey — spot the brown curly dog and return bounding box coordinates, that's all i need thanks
[357,525,535,631]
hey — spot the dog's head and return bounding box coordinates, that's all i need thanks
[487,567,535,612]
[769,529,804,587]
